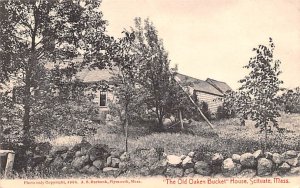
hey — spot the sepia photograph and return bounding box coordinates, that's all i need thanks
[0,0,300,187]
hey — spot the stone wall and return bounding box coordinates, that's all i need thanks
[27,141,300,178]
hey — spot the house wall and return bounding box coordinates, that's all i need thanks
[195,91,223,113]
[84,85,115,111]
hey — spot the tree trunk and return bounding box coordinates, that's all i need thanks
[158,116,163,131]
[179,109,184,130]
[22,71,32,145]
[124,113,128,152]
[264,123,268,152]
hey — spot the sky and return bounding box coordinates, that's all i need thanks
[100,0,300,90]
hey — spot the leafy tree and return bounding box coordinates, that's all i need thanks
[277,87,300,113]
[108,30,141,151]
[216,90,236,119]
[128,18,179,130]
[0,0,110,145]
[238,38,283,150]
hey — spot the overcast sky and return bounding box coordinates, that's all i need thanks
[101,0,300,90]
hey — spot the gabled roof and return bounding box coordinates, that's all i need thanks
[206,78,232,94]
[76,68,115,83]
[175,73,224,96]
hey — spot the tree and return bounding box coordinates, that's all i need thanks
[108,30,140,152]
[0,0,111,145]
[277,87,300,113]
[128,18,178,130]
[238,38,283,150]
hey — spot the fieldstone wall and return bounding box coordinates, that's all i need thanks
[27,141,300,178]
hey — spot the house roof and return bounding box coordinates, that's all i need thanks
[175,73,224,96]
[206,78,232,94]
[75,68,115,83]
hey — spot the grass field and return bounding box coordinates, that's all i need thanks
[50,113,300,157]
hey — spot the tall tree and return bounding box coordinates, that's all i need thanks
[0,0,111,145]
[238,38,283,150]
[108,30,140,151]
[128,18,178,130]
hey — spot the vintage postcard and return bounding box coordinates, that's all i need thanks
[0,0,300,188]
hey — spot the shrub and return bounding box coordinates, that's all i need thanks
[200,101,212,120]
[216,106,236,120]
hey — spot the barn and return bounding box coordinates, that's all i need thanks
[174,73,232,114]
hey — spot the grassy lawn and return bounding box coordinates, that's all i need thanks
[50,113,300,157]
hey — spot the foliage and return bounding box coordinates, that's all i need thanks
[127,18,184,129]
[237,38,283,150]
[216,90,237,119]
[199,101,212,120]
[0,0,111,145]
[107,18,188,130]
[277,87,300,113]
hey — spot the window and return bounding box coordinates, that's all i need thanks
[100,91,107,107]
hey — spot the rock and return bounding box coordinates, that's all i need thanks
[194,161,211,176]
[44,156,54,166]
[87,166,99,174]
[141,148,160,165]
[184,168,195,176]
[278,162,291,174]
[110,149,124,158]
[188,152,195,158]
[163,118,172,126]
[182,156,194,169]
[140,166,150,176]
[119,161,128,172]
[62,150,75,162]
[111,158,120,168]
[165,166,184,177]
[80,165,91,173]
[284,150,298,159]
[237,169,256,178]
[264,152,273,159]
[212,153,224,165]
[167,155,182,167]
[71,155,90,169]
[253,150,264,159]
[180,155,187,160]
[51,156,64,169]
[240,153,256,168]
[120,152,130,161]
[285,157,298,167]
[232,154,241,163]
[169,115,176,122]
[150,160,167,175]
[93,160,105,170]
[52,146,69,155]
[75,151,83,157]
[61,166,69,173]
[257,158,273,177]
[70,143,82,153]
[272,153,283,164]
[222,158,242,177]
[107,156,112,166]
[88,144,110,161]
[103,167,120,173]
[80,141,92,155]
[288,167,300,176]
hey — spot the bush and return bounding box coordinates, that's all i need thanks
[200,101,212,120]
[216,106,236,120]
[278,88,300,113]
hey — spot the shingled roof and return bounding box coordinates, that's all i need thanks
[175,73,225,96]
[206,78,232,94]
